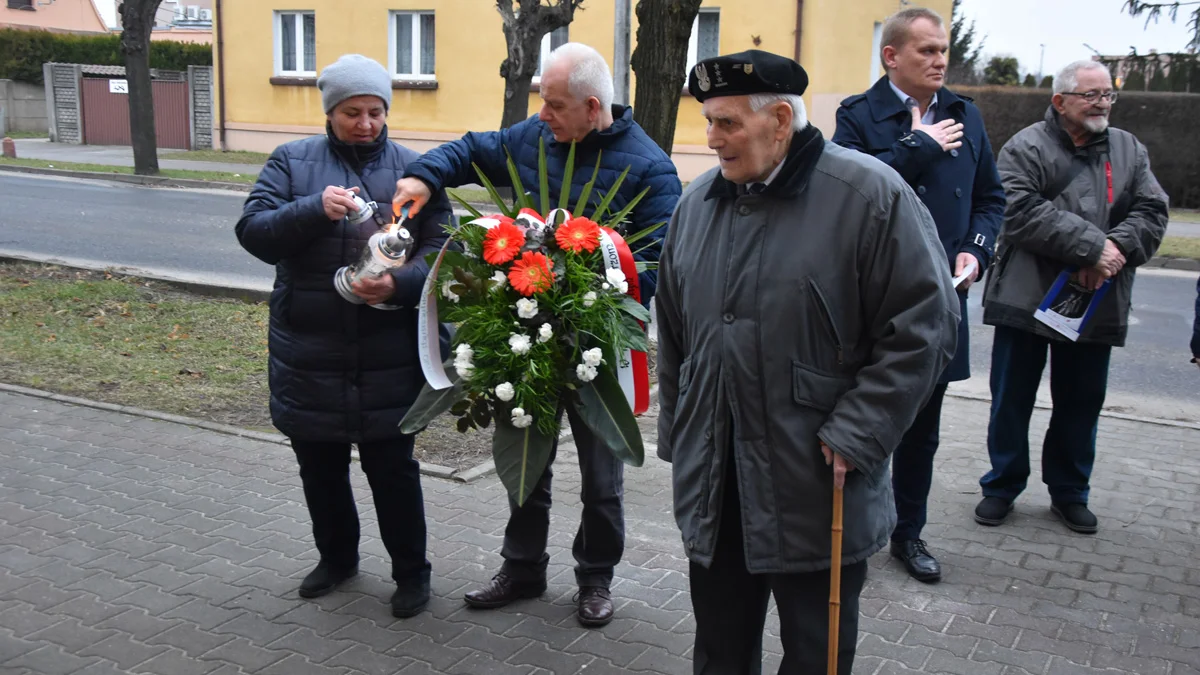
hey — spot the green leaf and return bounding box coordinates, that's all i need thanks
[558,141,577,212]
[450,398,472,417]
[635,261,658,273]
[538,137,551,218]
[601,185,650,230]
[456,415,473,433]
[399,365,466,434]
[471,162,517,218]
[619,219,667,246]
[449,191,484,220]
[574,153,602,216]
[572,365,645,467]
[591,165,631,222]
[505,149,534,212]
[492,416,556,506]
[618,296,652,323]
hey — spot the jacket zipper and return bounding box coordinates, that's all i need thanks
[810,279,844,365]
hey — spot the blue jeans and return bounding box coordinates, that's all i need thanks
[980,326,1112,505]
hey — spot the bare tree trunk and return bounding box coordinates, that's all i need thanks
[496,0,584,130]
[630,0,702,156]
[119,0,163,176]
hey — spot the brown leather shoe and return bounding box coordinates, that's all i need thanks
[463,573,546,609]
[576,586,614,627]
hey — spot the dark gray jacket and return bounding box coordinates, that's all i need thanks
[982,107,1169,346]
[655,127,959,573]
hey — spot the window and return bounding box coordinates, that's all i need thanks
[7,0,34,9]
[390,11,435,78]
[534,26,570,79]
[275,11,316,76]
[686,9,720,72]
[870,21,883,83]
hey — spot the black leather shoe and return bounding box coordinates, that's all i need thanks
[390,581,431,618]
[974,496,1014,526]
[576,586,614,627]
[298,561,358,599]
[463,573,546,609]
[890,539,942,583]
[1052,502,1098,534]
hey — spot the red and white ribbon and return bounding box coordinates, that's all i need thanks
[598,228,651,416]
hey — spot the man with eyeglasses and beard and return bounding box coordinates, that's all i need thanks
[976,59,1167,535]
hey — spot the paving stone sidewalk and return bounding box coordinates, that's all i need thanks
[1,388,1199,675]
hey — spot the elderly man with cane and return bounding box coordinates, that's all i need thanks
[655,50,958,674]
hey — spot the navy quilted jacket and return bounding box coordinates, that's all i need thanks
[403,105,681,305]
[236,127,453,443]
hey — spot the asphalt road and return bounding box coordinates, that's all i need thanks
[2,171,1198,421]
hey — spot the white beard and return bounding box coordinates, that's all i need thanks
[1082,115,1109,133]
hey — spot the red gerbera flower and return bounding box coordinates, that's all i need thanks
[508,251,556,296]
[554,217,601,254]
[482,221,526,265]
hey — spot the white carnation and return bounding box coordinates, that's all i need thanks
[582,348,604,367]
[537,323,553,343]
[576,363,599,382]
[582,291,597,308]
[602,282,611,290]
[511,407,533,428]
[494,382,515,402]
[441,278,460,303]
[516,298,538,319]
[454,362,474,380]
[509,333,532,355]
[455,343,473,358]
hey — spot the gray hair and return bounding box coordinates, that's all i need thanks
[544,42,614,111]
[749,93,809,131]
[879,7,945,70]
[1054,59,1111,95]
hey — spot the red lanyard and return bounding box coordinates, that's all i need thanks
[1105,161,1113,204]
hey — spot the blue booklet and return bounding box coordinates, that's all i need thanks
[1033,269,1111,342]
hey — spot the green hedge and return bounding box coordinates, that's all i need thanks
[959,86,1200,209]
[0,28,212,84]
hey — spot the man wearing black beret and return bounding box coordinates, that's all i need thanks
[655,49,960,673]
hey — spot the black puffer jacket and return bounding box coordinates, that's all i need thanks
[236,126,452,442]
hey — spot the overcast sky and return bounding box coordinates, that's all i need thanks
[955,0,1196,78]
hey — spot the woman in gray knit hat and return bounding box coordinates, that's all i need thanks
[236,53,453,619]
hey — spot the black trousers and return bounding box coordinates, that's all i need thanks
[690,459,867,675]
[891,382,949,542]
[499,404,625,588]
[291,436,431,586]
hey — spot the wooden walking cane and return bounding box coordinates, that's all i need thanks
[827,484,844,675]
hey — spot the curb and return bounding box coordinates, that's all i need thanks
[946,390,1200,431]
[1143,256,1200,271]
[0,382,497,483]
[0,163,254,192]
[0,252,271,304]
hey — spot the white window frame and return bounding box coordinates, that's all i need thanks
[686,8,720,73]
[388,10,436,80]
[533,25,570,83]
[870,21,883,83]
[274,10,316,77]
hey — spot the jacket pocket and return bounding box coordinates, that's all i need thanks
[809,279,844,365]
[792,361,856,412]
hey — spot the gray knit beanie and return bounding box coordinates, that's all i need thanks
[317,54,392,114]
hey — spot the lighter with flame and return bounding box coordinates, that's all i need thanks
[333,205,416,306]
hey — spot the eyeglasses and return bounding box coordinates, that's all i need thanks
[1061,90,1118,104]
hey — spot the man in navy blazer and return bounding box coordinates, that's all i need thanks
[833,6,1005,583]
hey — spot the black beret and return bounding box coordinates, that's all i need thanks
[687,50,809,102]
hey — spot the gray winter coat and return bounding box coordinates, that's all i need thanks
[982,107,1168,346]
[655,127,959,573]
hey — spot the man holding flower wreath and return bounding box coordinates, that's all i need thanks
[393,42,681,627]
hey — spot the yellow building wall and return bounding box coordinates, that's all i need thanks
[216,0,954,174]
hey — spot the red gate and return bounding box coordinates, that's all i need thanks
[81,78,191,149]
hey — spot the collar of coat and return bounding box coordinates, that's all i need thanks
[326,122,389,174]
[1042,105,1110,152]
[864,75,967,123]
[543,105,634,149]
[704,124,825,201]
